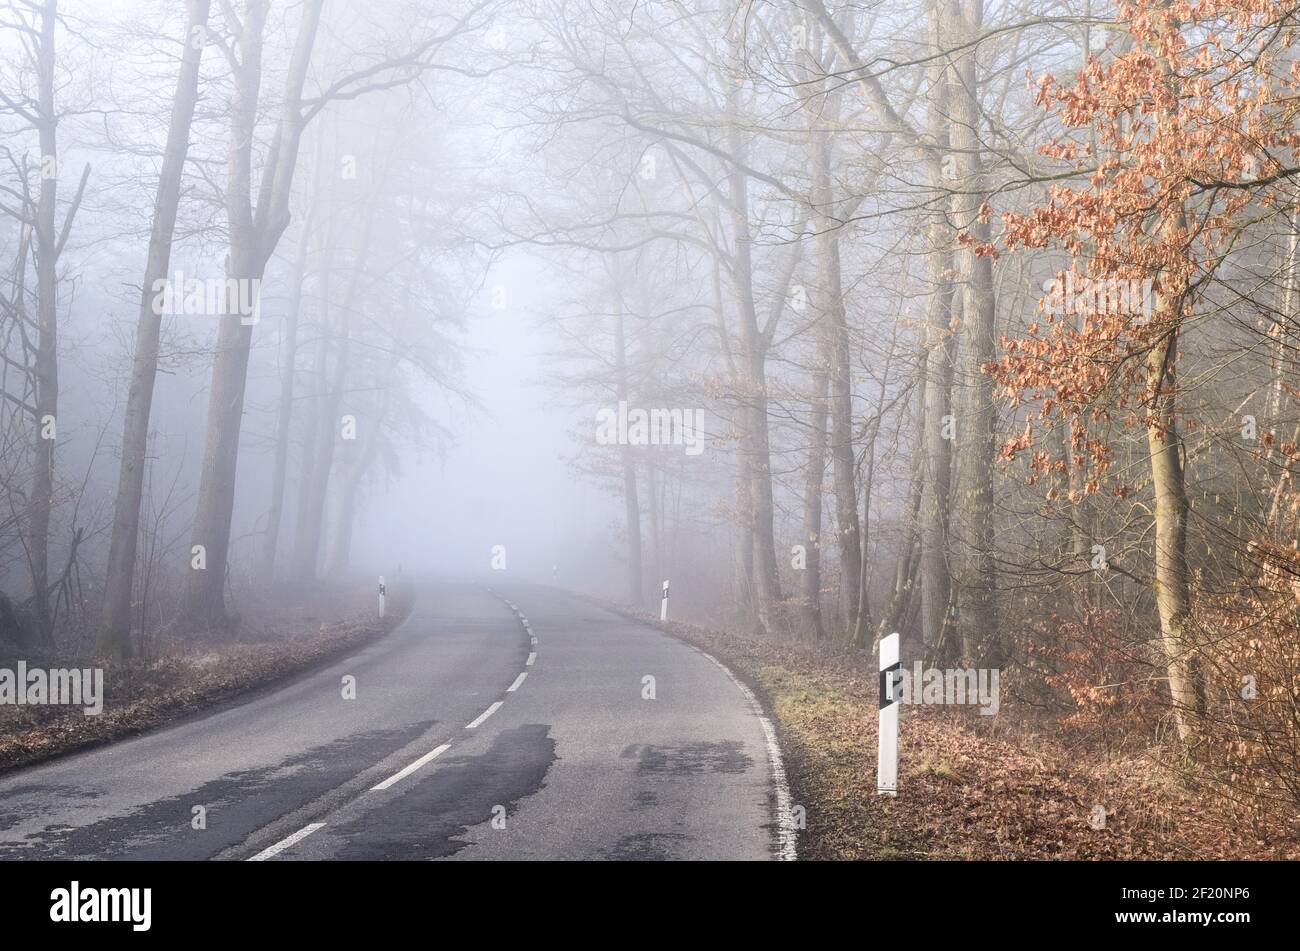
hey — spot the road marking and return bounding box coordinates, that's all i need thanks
[526,651,536,666]
[507,672,527,692]
[370,743,451,791]
[697,651,798,861]
[248,822,325,861]
[466,701,502,729]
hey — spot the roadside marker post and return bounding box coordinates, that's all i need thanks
[878,631,900,796]
[379,575,387,619]
[660,580,669,621]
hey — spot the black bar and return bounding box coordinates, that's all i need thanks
[2,859,1282,938]
[879,660,902,709]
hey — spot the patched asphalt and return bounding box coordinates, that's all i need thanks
[0,582,779,861]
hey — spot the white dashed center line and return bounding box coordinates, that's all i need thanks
[466,701,503,729]
[370,743,451,791]
[507,672,527,692]
[248,822,325,862]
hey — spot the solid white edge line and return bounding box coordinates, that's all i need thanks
[370,743,451,791]
[247,822,325,862]
[526,651,536,666]
[507,672,527,692]
[466,700,503,729]
[697,650,798,861]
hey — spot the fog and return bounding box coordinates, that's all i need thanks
[2,0,1300,872]
[358,250,623,587]
[0,0,1296,705]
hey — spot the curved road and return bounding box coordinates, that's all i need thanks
[0,582,792,861]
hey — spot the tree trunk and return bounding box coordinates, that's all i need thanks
[175,0,322,633]
[260,156,321,581]
[325,360,393,577]
[812,125,861,641]
[880,363,927,644]
[645,457,663,591]
[1145,1,1205,745]
[614,291,643,606]
[1147,327,1204,745]
[290,229,332,581]
[801,362,830,640]
[920,9,957,664]
[99,0,212,657]
[26,0,61,646]
[949,0,998,664]
[291,208,374,582]
[725,118,782,632]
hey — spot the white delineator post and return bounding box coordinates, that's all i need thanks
[378,576,387,619]
[877,631,900,796]
[660,579,669,621]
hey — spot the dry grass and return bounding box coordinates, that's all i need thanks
[0,579,412,774]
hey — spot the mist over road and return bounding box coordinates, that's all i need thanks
[0,584,787,861]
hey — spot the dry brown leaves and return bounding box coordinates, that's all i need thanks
[653,614,1296,861]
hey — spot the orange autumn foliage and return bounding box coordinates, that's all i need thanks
[988,0,1300,490]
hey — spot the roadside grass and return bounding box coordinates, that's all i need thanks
[0,579,412,775]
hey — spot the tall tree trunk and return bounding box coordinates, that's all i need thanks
[734,469,757,624]
[812,125,861,641]
[852,406,879,647]
[26,0,61,646]
[291,208,374,582]
[613,290,643,606]
[290,229,332,582]
[325,361,392,577]
[1146,328,1204,745]
[949,0,998,664]
[645,457,663,591]
[800,362,830,641]
[725,115,782,632]
[260,152,322,581]
[920,6,957,664]
[99,0,212,657]
[1146,6,1205,743]
[175,0,322,633]
[880,363,927,644]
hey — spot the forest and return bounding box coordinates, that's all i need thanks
[0,0,1297,865]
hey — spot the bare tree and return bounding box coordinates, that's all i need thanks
[98,0,212,658]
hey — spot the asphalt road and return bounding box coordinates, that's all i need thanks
[0,582,793,861]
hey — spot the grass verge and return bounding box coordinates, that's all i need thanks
[0,579,413,775]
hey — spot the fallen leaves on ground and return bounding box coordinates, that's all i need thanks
[647,612,1296,861]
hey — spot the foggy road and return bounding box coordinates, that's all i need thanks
[0,584,790,861]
